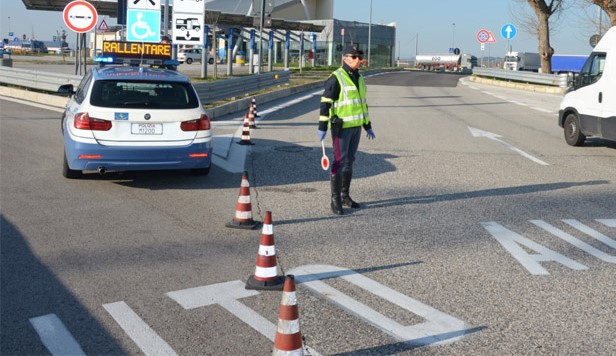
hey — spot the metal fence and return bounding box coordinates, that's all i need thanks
[0,66,290,104]
[472,67,570,88]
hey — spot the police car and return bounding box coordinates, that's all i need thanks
[59,41,212,179]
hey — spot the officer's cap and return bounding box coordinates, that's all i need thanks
[343,45,364,56]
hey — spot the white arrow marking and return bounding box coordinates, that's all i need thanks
[505,25,513,39]
[468,127,549,165]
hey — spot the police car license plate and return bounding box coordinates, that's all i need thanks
[131,123,162,135]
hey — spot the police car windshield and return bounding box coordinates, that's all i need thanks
[90,80,200,109]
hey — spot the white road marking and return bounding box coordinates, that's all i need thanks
[481,221,588,275]
[597,219,616,227]
[211,90,321,173]
[29,314,85,356]
[167,280,322,356]
[531,220,616,263]
[289,264,471,346]
[103,301,178,356]
[469,127,549,165]
[562,219,616,249]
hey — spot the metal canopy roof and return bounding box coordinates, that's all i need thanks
[21,0,324,32]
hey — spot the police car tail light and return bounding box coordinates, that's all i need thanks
[180,114,210,131]
[74,113,112,131]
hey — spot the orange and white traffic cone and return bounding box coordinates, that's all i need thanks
[246,211,284,290]
[237,117,254,145]
[225,171,260,229]
[252,96,260,118]
[248,103,258,129]
[273,275,303,355]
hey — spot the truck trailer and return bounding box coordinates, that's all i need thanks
[550,54,588,73]
[503,51,541,71]
[415,53,477,72]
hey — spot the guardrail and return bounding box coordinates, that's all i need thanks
[0,66,82,92]
[472,67,571,88]
[193,70,290,103]
[0,66,291,104]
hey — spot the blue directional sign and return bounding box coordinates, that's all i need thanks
[126,9,160,42]
[501,23,517,40]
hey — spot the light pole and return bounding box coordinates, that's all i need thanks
[7,16,10,37]
[367,0,372,66]
[452,23,455,49]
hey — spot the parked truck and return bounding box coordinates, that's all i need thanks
[558,26,616,146]
[415,53,477,72]
[550,54,588,73]
[503,51,541,71]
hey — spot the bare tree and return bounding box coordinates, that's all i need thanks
[590,0,616,26]
[525,0,566,73]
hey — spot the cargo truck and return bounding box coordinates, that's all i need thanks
[558,26,616,146]
[503,51,541,71]
[415,53,477,72]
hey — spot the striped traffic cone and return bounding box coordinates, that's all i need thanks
[252,96,260,118]
[248,103,258,129]
[273,275,303,355]
[237,117,254,145]
[246,211,284,290]
[225,171,260,229]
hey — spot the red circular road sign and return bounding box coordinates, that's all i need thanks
[476,29,490,43]
[63,0,98,33]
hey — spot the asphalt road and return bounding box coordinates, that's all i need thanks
[1,70,616,355]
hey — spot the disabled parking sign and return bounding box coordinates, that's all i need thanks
[126,9,160,42]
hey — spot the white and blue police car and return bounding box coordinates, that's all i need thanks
[59,41,212,179]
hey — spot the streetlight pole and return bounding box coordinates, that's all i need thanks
[258,0,266,74]
[367,0,372,66]
[452,23,455,49]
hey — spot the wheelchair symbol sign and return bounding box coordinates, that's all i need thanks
[127,9,160,43]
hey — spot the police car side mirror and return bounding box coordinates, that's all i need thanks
[57,84,75,96]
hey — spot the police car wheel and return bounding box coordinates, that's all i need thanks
[564,113,586,146]
[63,153,83,179]
[186,58,193,64]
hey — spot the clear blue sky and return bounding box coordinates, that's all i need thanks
[0,0,607,57]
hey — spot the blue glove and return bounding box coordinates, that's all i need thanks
[318,130,327,141]
[366,128,376,140]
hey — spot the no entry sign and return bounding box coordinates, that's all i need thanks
[63,0,98,33]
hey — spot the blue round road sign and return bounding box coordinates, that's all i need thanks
[501,23,517,40]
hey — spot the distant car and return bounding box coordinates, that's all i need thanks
[178,48,214,65]
[58,65,212,178]
[55,48,72,54]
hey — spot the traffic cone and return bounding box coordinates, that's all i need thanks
[252,96,260,118]
[246,211,285,290]
[273,275,303,355]
[248,103,258,129]
[225,171,260,229]
[237,117,254,145]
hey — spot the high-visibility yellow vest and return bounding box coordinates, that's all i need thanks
[320,68,370,129]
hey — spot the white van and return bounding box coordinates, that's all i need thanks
[559,26,616,146]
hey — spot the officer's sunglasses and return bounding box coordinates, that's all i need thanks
[346,55,363,60]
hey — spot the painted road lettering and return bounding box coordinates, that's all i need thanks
[288,264,472,346]
[166,280,322,355]
[482,219,615,275]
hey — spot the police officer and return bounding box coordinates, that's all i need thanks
[318,45,376,215]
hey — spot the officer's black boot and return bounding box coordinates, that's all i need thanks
[330,175,344,215]
[341,171,360,208]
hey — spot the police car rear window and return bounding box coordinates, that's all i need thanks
[90,80,200,109]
